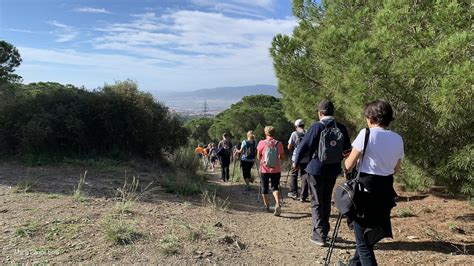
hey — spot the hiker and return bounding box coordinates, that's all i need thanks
[294,99,351,246]
[344,100,404,265]
[236,130,257,190]
[209,143,218,172]
[217,133,232,182]
[287,119,310,202]
[195,144,205,159]
[257,126,285,216]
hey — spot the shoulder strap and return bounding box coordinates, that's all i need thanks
[355,128,370,180]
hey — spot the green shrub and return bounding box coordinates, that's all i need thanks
[168,147,202,174]
[0,79,189,159]
[396,160,434,192]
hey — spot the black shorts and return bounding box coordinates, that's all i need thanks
[260,173,281,194]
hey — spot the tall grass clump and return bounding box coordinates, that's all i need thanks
[73,171,87,201]
[12,180,34,193]
[201,189,230,212]
[168,147,202,173]
[162,147,209,195]
[101,215,138,245]
[115,175,154,214]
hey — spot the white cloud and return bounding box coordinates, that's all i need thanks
[193,0,275,10]
[75,7,112,14]
[191,0,276,18]
[6,28,36,34]
[47,21,78,42]
[20,9,296,91]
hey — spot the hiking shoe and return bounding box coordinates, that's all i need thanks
[299,198,308,203]
[309,237,328,247]
[274,205,281,216]
[287,192,298,199]
[262,205,270,212]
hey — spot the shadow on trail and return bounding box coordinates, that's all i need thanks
[214,182,265,213]
[280,211,311,220]
[395,195,429,202]
[376,241,473,255]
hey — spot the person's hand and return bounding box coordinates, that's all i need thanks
[292,163,299,170]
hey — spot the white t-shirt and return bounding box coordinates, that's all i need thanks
[352,128,404,176]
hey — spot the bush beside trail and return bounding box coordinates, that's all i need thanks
[0,80,188,160]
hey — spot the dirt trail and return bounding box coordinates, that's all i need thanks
[0,162,472,264]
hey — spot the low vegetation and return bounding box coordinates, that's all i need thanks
[201,190,230,212]
[15,222,40,238]
[159,233,181,255]
[12,180,34,193]
[397,207,415,218]
[101,215,139,245]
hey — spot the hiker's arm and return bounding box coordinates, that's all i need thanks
[344,148,361,172]
[394,159,401,174]
[278,142,285,161]
[287,133,294,150]
[236,141,244,153]
[341,125,352,158]
[294,124,317,166]
[256,141,262,160]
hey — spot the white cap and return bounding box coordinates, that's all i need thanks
[294,119,304,127]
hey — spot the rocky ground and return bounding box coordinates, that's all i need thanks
[0,161,472,264]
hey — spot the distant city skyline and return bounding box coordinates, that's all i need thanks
[0,0,296,92]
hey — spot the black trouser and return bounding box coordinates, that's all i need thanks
[221,159,230,181]
[289,162,308,198]
[241,160,254,181]
[307,172,339,241]
[260,173,281,194]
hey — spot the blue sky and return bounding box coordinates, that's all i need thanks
[0,0,296,92]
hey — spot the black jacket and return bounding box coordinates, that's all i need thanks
[295,118,351,176]
[356,173,397,246]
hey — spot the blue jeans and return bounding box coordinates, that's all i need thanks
[351,220,377,266]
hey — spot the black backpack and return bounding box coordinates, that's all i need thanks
[217,140,231,157]
[244,140,256,159]
[317,120,344,164]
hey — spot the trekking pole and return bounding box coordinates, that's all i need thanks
[325,212,343,266]
[255,160,261,202]
[231,153,239,187]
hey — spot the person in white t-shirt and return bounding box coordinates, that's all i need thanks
[344,100,404,266]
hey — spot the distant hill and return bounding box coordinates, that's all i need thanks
[154,85,279,115]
